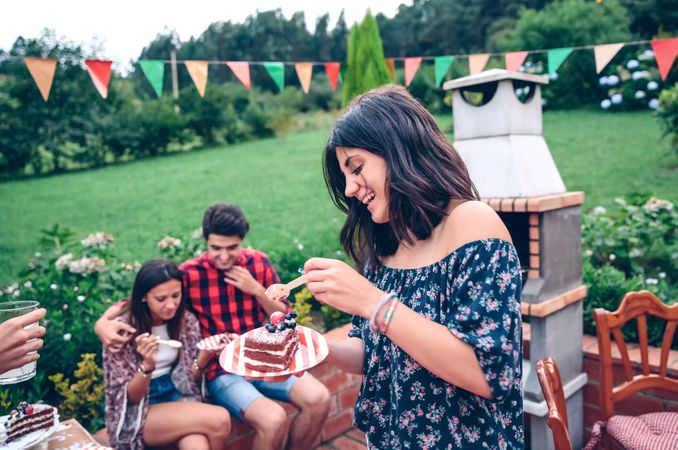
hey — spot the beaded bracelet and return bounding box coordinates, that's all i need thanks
[379,298,400,335]
[369,292,395,333]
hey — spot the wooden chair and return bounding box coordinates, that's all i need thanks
[536,357,573,450]
[593,290,678,449]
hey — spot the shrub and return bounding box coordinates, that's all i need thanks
[656,84,678,153]
[598,48,663,112]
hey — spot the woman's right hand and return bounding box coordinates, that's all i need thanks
[134,333,159,371]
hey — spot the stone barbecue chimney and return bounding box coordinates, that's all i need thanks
[444,69,588,450]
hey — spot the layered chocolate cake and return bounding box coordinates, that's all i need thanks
[2,402,56,444]
[243,311,299,372]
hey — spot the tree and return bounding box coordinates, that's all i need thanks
[342,11,391,107]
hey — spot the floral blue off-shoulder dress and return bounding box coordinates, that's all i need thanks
[349,238,524,449]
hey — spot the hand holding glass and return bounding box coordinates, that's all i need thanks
[0,301,46,384]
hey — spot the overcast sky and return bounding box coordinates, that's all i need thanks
[1,0,409,70]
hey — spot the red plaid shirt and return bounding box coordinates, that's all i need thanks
[180,248,287,380]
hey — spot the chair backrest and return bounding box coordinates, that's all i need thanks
[593,290,678,419]
[536,357,573,450]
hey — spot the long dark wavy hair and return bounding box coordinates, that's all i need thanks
[127,259,186,340]
[323,85,479,269]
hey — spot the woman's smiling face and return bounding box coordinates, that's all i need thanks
[337,147,390,224]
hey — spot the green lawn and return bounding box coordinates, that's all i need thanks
[0,109,675,284]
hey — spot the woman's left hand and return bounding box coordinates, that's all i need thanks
[303,258,384,318]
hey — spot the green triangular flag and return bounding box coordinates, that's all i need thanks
[263,62,285,92]
[138,60,164,97]
[434,55,454,86]
[547,48,573,75]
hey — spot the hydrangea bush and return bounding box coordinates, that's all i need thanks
[599,49,662,111]
[582,194,677,347]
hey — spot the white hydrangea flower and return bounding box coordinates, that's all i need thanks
[632,71,650,80]
[601,99,612,109]
[73,286,79,292]
[585,249,593,257]
[659,272,666,279]
[157,236,183,250]
[607,75,620,85]
[629,248,642,258]
[599,76,608,86]
[548,72,559,80]
[609,254,617,261]
[23,280,32,288]
[648,98,660,109]
[55,253,74,270]
[626,59,639,69]
[68,256,106,276]
[3,283,19,294]
[640,49,654,59]
[34,252,42,258]
[643,197,674,213]
[77,295,86,302]
[591,206,607,215]
[611,94,623,104]
[12,290,20,297]
[63,333,72,341]
[62,304,68,310]
[645,278,658,285]
[50,283,58,290]
[297,243,304,251]
[81,232,114,249]
[647,81,658,91]
[192,228,203,239]
[634,90,646,99]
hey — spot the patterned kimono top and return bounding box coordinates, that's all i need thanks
[349,239,524,449]
[103,311,203,450]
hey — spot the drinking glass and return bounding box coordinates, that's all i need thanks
[0,300,40,384]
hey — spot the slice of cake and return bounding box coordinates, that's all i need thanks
[3,402,56,444]
[243,311,299,372]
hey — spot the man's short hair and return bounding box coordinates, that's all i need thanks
[202,203,250,239]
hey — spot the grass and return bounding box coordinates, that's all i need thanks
[0,109,675,285]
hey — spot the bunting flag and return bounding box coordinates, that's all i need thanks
[263,62,284,92]
[24,57,57,101]
[505,51,529,72]
[184,60,209,97]
[434,56,454,86]
[138,60,164,97]
[226,61,251,90]
[295,63,313,93]
[404,57,422,87]
[468,53,490,75]
[547,47,573,75]
[593,43,624,74]
[651,37,678,80]
[324,62,340,91]
[85,60,112,99]
[385,58,396,80]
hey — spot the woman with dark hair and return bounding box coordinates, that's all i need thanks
[304,86,523,449]
[103,259,231,450]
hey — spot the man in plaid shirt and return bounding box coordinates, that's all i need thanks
[95,204,331,450]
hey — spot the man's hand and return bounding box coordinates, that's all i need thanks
[0,308,46,374]
[224,266,265,297]
[95,314,135,353]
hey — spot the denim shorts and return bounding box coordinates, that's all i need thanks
[148,373,184,405]
[206,373,301,421]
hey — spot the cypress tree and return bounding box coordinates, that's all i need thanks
[342,11,391,107]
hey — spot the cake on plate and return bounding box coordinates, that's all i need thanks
[243,311,299,372]
[2,402,57,444]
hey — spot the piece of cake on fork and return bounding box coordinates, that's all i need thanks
[243,311,299,372]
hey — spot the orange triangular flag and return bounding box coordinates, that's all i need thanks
[593,43,624,74]
[85,60,112,99]
[295,63,313,94]
[469,53,490,75]
[651,38,678,80]
[325,62,340,91]
[226,61,250,90]
[505,51,528,72]
[184,60,209,97]
[385,58,396,79]
[404,57,422,87]
[24,57,57,101]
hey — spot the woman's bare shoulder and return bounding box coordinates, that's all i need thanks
[444,200,512,247]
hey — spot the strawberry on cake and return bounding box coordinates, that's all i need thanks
[243,311,299,372]
[2,402,57,445]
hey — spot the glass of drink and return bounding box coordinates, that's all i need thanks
[0,300,40,384]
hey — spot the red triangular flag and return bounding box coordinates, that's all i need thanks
[505,51,529,72]
[651,38,678,80]
[325,62,340,91]
[85,60,112,99]
[226,61,251,90]
[404,57,422,87]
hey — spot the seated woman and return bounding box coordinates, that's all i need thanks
[103,259,231,450]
